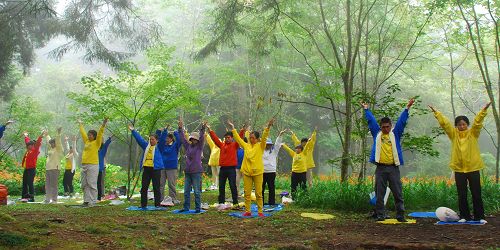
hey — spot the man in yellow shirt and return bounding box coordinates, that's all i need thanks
[291,129,316,188]
[363,99,414,222]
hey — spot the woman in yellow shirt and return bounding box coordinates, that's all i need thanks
[429,102,490,223]
[282,143,308,199]
[230,118,274,217]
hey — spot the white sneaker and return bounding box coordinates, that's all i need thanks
[201,203,209,210]
[458,219,467,223]
[160,196,174,207]
[173,199,181,205]
[479,219,488,224]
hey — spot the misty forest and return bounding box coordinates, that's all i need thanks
[0,0,499,249]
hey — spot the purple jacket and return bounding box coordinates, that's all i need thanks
[179,126,205,173]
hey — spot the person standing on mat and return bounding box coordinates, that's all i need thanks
[230,118,274,218]
[97,136,112,201]
[21,130,45,202]
[206,123,246,207]
[282,143,308,200]
[0,120,14,139]
[205,132,220,190]
[429,103,490,224]
[129,124,164,208]
[79,118,107,207]
[178,119,206,213]
[291,128,317,188]
[157,125,182,205]
[63,135,78,197]
[43,127,64,204]
[362,98,414,222]
[262,129,286,205]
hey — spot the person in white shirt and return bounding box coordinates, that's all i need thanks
[262,129,287,205]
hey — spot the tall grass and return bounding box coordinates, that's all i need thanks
[293,175,500,214]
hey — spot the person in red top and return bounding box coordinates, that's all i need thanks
[21,130,45,202]
[207,123,246,206]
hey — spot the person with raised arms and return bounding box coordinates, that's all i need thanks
[129,124,164,208]
[156,124,182,205]
[63,135,78,197]
[429,102,490,224]
[229,118,274,217]
[21,129,45,202]
[79,118,107,207]
[43,127,64,204]
[262,129,287,205]
[0,120,14,139]
[362,98,414,222]
[178,119,206,213]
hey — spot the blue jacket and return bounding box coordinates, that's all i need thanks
[156,129,181,170]
[0,125,5,139]
[237,148,244,170]
[132,130,165,170]
[98,137,112,172]
[365,108,409,166]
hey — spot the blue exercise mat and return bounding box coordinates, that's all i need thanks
[228,212,272,218]
[408,212,437,218]
[250,204,284,213]
[126,206,167,211]
[436,221,486,225]
[172,209,207,214]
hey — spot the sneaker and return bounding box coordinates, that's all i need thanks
[173,199,181,205]
[479,219,488,224]
[43,200,51,204]
[49,200,58,204]
[81,202,89,207]
[242,212,252,217]
[231,204,241,210]
[396,217,407,223]
[201,203,210,210]
[160,196,174,207]
[458,218,467,223]
[258,213,265,218]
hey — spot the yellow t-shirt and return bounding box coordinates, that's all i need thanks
[65,158,73,170]
[379,134,394,165]
[143,146,155,167]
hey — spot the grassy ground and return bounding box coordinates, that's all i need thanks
[0,191,498,250]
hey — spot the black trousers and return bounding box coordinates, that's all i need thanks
[262,172,276,205]
[218,166,238,204]
[375,164,405,218]
[141,167,161,207]
[63,170,74,194]
[291,172,307,199]
[455,171,485,220]
[97,170,104,200]
[22,168,36,200]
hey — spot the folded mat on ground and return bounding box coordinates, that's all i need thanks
[172,209,207,214]
[300,213,335,220]
[435,221,486,225]
[250,204,283,212]
[228,212,272,218]
[126,206,167,211]
[377,219,416,224]
[408,212,437,218]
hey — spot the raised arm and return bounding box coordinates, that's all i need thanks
[363,107,380,138]
[471,102,490,137]
[129,125,147,149]
[95,118,108,147]
[291,131,301,147]
[429,105,455,140]
[55,128,63,154]
[35,131,44,151]
[198,122,206,147]
[282,144,295,157]
[393,109,409,137]
[101,136,112,155]
[178,119,190,148]
[260,119,273,150]
[79,121,88,143]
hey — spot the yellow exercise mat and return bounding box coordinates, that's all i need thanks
[377,219,416,224]
[300,213,335,220]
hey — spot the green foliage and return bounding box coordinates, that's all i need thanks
[0,231,29,247]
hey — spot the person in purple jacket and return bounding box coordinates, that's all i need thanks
[178,119,206,213]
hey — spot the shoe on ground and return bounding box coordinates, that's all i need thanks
[242,212,252,217]
[160,196,174,207]
[258,213,265,218]
[201,203,210,210]
[458,218,467,223]
[479,219,487,224]
[49,200,58,204]
[396,217,407,223]
[173,199,181,205]
[43,200,51,204]
[81,202,89,207]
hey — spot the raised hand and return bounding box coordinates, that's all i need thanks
[64,136,69,141]
[5,120,14,126]
[178,119,183,128]
[57,127,62,134]
[128,124,134,131]
[267,118,275,128]
[360,102,369,109]
[42,130,48,137]
[103,117,109,125]
[279,128,289,136]
[407,98,415,109]
[227,120,235,130]
[428,105,436,113]
[23,131,29,137]
[72,135,77,142]
[202,120,208,128]
[77,119,82,124]
[483,102,492,111]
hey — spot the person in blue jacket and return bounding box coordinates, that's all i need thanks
[156,125,182,204]
[97,136,112,201]
[0,120,14,139]
[362,98,414,222]
[236,138,246,195]
[129,124,165,208]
